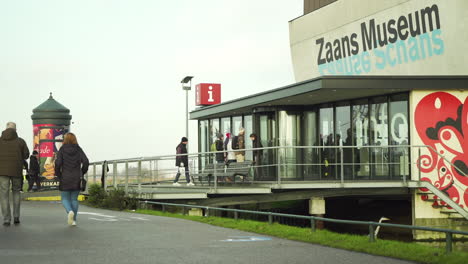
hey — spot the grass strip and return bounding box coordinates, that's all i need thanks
[135,209,468,264]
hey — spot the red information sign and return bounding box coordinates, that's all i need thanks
[195,83,221,106]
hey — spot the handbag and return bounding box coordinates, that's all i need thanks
[80,175,87,192]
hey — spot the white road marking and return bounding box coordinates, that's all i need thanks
[130,217,150,221]
[81,212,150,222]
[89,217,118,222]
[80,212,116,218]
[220,236,272,242]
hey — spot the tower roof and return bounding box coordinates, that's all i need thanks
[31,93,72,125]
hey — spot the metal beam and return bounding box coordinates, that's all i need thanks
[194,188,410,207]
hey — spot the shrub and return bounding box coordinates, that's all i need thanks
[86,184,107,207]
[85,184,138,211]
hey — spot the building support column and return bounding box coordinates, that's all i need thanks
[309,197,325,229]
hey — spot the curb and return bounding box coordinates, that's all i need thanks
[25,195,85,201]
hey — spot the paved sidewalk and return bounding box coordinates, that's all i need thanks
[0,201,415,264]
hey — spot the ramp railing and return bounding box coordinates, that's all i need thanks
[85,144,468,219]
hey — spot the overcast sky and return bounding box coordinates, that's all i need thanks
[0,0,302,162]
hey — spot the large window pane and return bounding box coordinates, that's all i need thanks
[209,119,220,164]
[259,114,276,180]
[370,97,389,178]
[320,106,334,179]
[389,94,409,179]
[336,104,351,179]
[221,117,231,136]
[352,100,370,178]
[232,116,242,136]
[304,110,319,180]
[199,120,209,168]
[244,115,253,161]
[278,111,301,179]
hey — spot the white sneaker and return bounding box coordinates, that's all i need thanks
[172,182,181,186]
[187,182,195,186]
[72,221,77,226]
[67,211,74,226]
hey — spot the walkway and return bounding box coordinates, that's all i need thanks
[0,201,415,264]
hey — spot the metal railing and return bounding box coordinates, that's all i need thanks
[87,144,419,190]
[141,200,468,254]
[85,144,468,220]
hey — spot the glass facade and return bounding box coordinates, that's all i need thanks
[197,93,409,181]
[232,116,242,136]
[278,111,302,179]
[221,117,231,135]
[199,120,209,168]
[244,115,253,161]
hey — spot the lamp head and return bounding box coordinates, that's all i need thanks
[181,76,194,90]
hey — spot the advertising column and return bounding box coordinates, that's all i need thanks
[31,93,72,189]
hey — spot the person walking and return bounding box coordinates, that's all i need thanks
[250,133,263,180]
[173,137,193,186]
[54,133,89,226]
[225,133,236,164]
[27,151,41,192]
[215,133,225,164]
[234,128,246,162]
[0,122,30,226]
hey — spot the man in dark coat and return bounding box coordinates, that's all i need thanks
[215,133,225,164]
[173,137,193,186]
[27,150,41,192]
[250,133,263,180]
[0,122,30,226]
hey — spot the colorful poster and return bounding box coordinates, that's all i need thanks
[33,124,68,182]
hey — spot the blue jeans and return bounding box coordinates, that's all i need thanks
[174,166,190,183]
[61,191,80,220]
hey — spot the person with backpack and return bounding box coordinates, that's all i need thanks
[27,150,41,192]
[173,137,194,186]
[213,133,225,164]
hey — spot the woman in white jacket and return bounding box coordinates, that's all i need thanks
[224,133,237,164]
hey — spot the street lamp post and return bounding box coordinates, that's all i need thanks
[181,76,194,142]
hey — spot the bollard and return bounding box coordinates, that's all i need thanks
[368,224,375,242]
[205,207,209,217]
[268,213,273,224]
[162,205,166,213]
[310,217,316,232]
[234,211,239,220]
[446,232,453,254]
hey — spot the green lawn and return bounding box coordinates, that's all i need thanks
[136,209,468,264]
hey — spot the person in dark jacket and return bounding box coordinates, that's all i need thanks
[55,132,89,226]
[100,160,109,189]
[0,122,30,226]
[173,137,193,186]
[250,133,263,180]
[215,133,225,164]
[27,150,41,192]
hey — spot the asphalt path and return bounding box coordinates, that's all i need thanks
[0,201,415,264]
